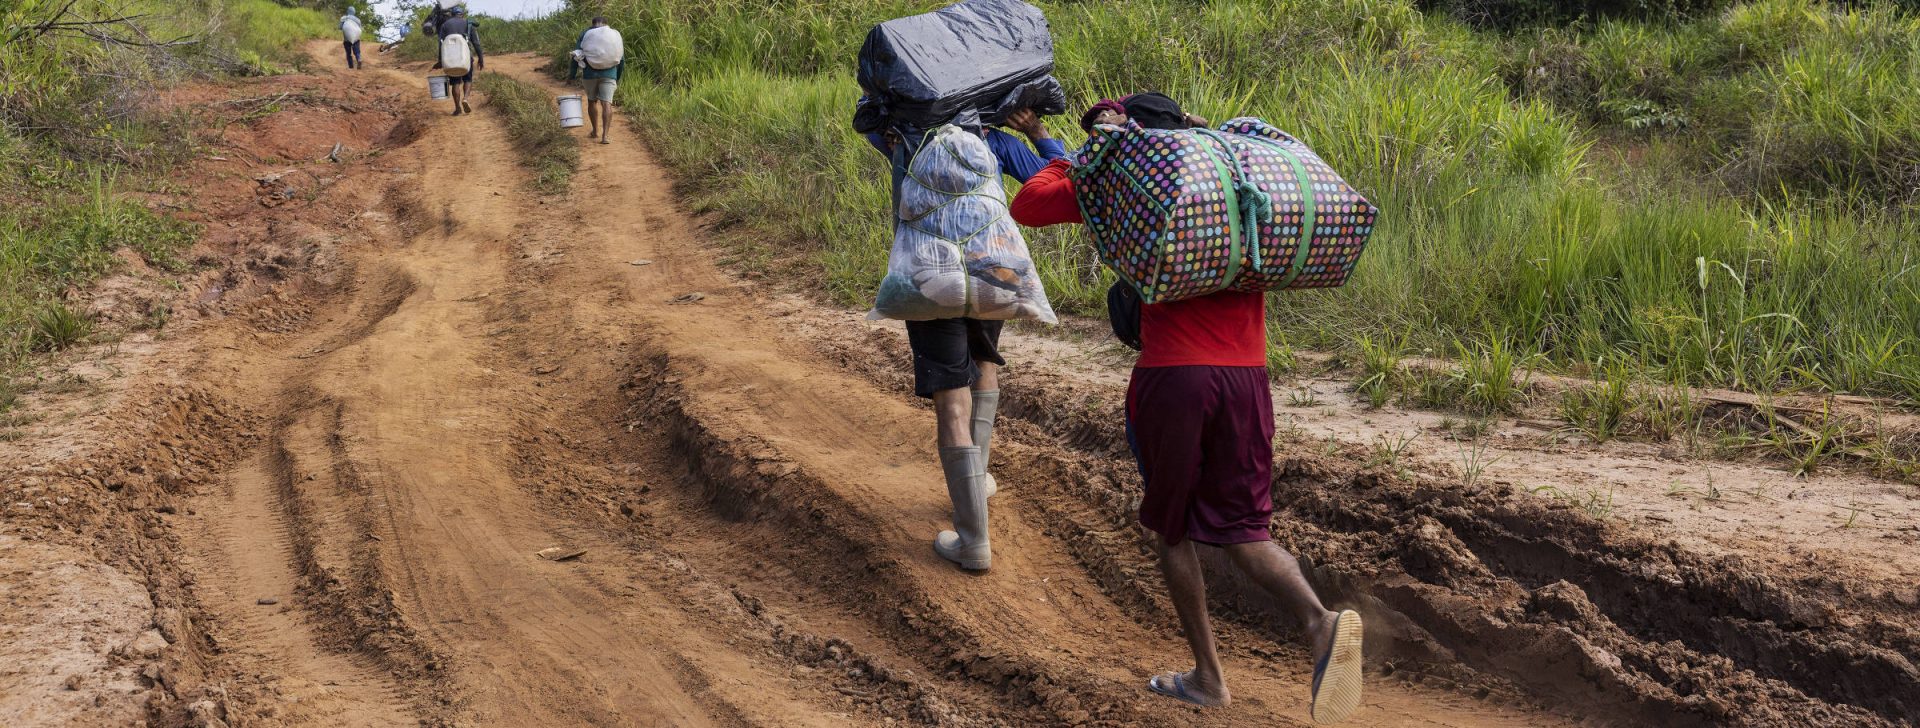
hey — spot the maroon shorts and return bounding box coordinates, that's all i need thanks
[1125,365,1274,546]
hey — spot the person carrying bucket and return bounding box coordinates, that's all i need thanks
[1008,93,1367,724]
[339,6,363,69]
[567,16,623,145]
[433,6,483,116]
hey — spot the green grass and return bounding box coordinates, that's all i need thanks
[1416,333,1535,415]
[211,0,343,73]
[475,72,579,194]
[461,0,1920,403]
[0,0,334,405]
[1562,361,1636,442]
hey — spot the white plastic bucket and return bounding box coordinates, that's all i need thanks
[428,75,449,100]
[557,95,585,128]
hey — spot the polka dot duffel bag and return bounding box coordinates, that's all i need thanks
[1070,118,1378,304]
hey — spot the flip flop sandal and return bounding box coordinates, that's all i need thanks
[1147,672,1216,708]
[1310,610,1366,724]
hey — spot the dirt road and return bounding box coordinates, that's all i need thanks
[4,43,1915,728]
[170,46,1562,727]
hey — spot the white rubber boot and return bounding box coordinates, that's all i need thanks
[934,446,990,570]
[972,390,1000,498]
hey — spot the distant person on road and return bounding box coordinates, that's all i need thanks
[1008,93,1367,724]
[433,6,483,116]
[861,109,1065,571]
[339,6,363,69]
[380,17,411,54]
[567,16,624,145]
[423,0,460,37]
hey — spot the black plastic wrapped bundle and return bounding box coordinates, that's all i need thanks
[853,0,1067,144]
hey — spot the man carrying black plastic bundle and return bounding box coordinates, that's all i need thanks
[855,0,1070,573]
[859,108,1060,572]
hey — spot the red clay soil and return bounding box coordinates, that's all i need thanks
[1,44,1914,728]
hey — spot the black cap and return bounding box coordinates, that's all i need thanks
[1122,92,1187,130]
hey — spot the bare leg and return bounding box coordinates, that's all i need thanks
[586,99,599,138]
[1223,541,1338,661]
[973,361,999,391]
[932,387,973,448]
[597,100,613,143]
[450,84,464,115]
[1156,538,1230,706]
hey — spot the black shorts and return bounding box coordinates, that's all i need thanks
[904,318,1004,398]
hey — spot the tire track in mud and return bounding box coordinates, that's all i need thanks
[180,260,445,725]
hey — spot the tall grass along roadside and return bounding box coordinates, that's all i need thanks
[475,72,580,194]
[467,0,1920,403]
[0,0,334,407]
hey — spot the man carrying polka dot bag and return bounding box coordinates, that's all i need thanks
[1010,92,1368,725]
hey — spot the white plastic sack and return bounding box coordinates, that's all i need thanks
[580,26,623,70]
[868,125,1057,324]
[439,34,471,75]
[341,17,362,43]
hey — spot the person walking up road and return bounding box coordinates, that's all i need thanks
[568,16,624,145]
[862,109,1064,571]
[339,6,363,69]
[433,6,483,116]
[1009,93,1367,724]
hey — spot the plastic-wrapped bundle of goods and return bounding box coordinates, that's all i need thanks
[852,0,1067,145]
[1072,118,1379,304]
[870,125,1058,324]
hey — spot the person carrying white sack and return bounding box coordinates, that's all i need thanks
[339,6,363,69]
[567,16,624,145]
[861,110,1062,571]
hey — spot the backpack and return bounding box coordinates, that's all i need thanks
[439,34,471,75]
[869,125,1058,324]
[579,26,623,71]
[1072,118,1379,305]
[341,17,362,43]
[1106,282,1142,350]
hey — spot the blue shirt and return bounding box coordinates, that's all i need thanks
[864,128,1066,184]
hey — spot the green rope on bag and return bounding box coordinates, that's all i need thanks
[1195,128,1273,279]
[1233,132,1320,287]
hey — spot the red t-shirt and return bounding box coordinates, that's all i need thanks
[1011,160,1268,368]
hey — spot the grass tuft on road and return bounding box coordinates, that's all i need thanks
[476,72,579,195]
